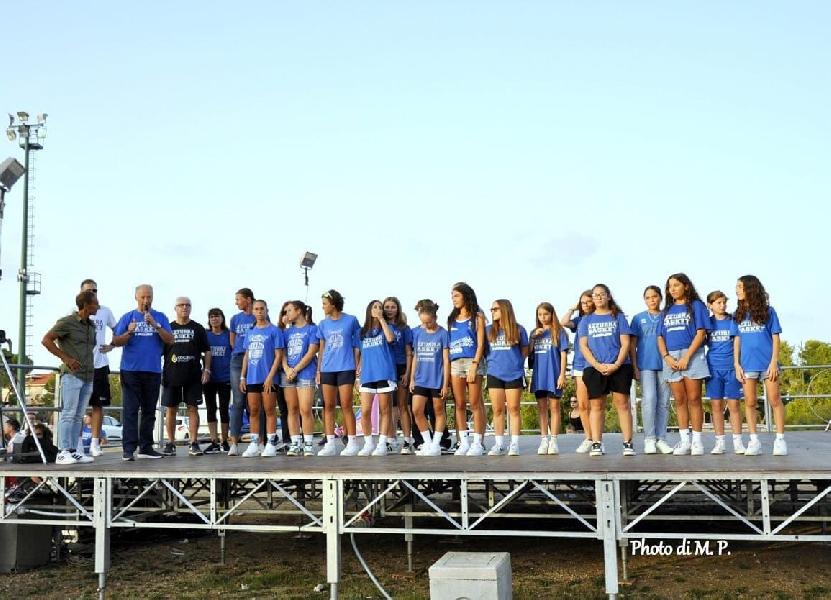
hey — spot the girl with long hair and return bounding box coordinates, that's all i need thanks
[409,299,450,457]
[485,299,530,457]
[239,300,285,457]
[357,300,397,456]
[316,289,361,457]
[204,308,232,453]
[561,290,595,453]
[705,290,744,454]
[629,286,673,454]
[529,302,569,455]
[281,300,320,457]
[734,275,786,456]
[656,273,712,456]
[448,282,488,456]
[383,296,414,454]
[578,284,635,457]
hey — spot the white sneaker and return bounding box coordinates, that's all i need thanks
[261,442,278,457]
[421,443,441,456]
[90,444,103,458]
[691,440,704,456]
[547,438,559,455]
[773,438,788,456]
[655,439,674,454]
[644,438,657,454]
[537,438,548,455]
[303,442,315,456]
[710,438,726,455]
[575,438,593,454]
[242,442,261,457]
[508,442,520,457]
[454,441,470,456]
[745,438,762,456]
[358,441,375,456]
[371,443,388,457]
[340,440,360,456]
[733,438,746,455]
[466,442,484,456]
[318,441,339,457]
[56,450,77,465]
[488,445,506,456]
[673,440,691,456]
[227,443,240,457]
[72,452,94,464]
[286,443,302,457]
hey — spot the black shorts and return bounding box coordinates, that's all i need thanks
[161,380,203,407]
[583,364,634,398]
[486,375,524,390]
[396,363,407,379]
[320,370,356,387]
[534,390,562,400]
[89,366,112,407]
[412,386,442,399]
[245,382,277,394]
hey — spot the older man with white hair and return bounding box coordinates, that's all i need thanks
[161,296,211,457]
[112,284,173,461]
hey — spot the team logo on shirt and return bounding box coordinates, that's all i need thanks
[663,312,691,332]
[738,320,765,334]
[587,321,618,338]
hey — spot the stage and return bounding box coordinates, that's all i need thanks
[3,432,831,599]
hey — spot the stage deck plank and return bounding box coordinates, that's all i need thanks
[3,432,830,480]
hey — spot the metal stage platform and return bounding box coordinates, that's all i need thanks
[3,432,831,599]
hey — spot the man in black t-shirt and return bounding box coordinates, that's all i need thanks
[161,297,211,456]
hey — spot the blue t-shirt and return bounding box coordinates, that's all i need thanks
[230,312,256,356]
[359,327,397,383]
[389,323,413,366]
[629,311,663,371]
[485,324,529,381]
[568,315,587,371]
[284,323,320,381]
[449,317,479,360]
[206,329,232,384]
[317,313,361,372]
[707,317,739,371]
[244,323,285,384]
[577,312,633,365]
[530,329,570,393]
[412,326,450,389]
[114,309,173,373]
[659,300,712,351]
[737,307,782,371]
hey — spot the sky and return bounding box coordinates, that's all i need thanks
[1,1,829,369]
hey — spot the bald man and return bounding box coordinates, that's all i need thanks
[161,297,211,456]
[112,284,174,460]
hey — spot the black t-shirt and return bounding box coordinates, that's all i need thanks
[164,320,210,386]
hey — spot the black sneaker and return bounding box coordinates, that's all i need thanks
[122,451,135,462]
[137,447,164,459]
[622,441,636,457]
[189,443,204,456]
[589,442,604,457]
[400,442,413,455]
[162,442,176,456]
[203,442,221,454]
[221,440,230,452]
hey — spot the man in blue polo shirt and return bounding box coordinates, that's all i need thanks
[112,284,174,461]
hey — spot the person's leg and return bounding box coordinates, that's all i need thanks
[218,383,231,443]
[575,376,592,441]
[537,396,550,437]
[204,383,219,443]
[165,405,177,444]
[727,399,742,435]
[360,392,374,441]
[711,399,725,436]
[248,392,263,437]
[613,392,633,441]
[490,387,506,438]
[187,404,199,441]
[321,383,338,436]
[432,396,447,442]
[469,376,486,436]
[506,388,522,443]
[640,370,658,441]
[58,374,83,452]
[120,372,141,455]
[339,383,357,436]
[589,397,605,442]
[396,385,412,440]
[765,377,785,434]
[656,375,671,443]
[73,380,94,450]
[451,375,468,443]
[549,396,561,437]
[285,386,300,437]
[298,387,315,438]
[378,392,392,438]
[262,391,278,437]
[413,395,429,433]
[685,378,704,432]
[138,372,161,452]
[276,385,290,442]
[90,406,104,445]
[228,355,245,443]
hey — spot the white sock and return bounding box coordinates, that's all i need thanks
[472,433,482,445]
[458,430,469,444]
[250,433,259,443]
[715,434,724,441]
[327,434,335,443]
[540,434,549,442]
[267,432,277,443]
[421,431,432,445]
[406,436,414,444]
[733,434,743,443]
[378,435,387,447]
[292,435,302,444]
[347,435,356,444]
[775,433,785,440]
[91,438,100,448]
[680,430,690,444]
[750,433,759,442]
[692,431,702,443]
[511,434,519,445]
[496,434,505,447]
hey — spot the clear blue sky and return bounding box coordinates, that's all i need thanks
[1,1,829,368]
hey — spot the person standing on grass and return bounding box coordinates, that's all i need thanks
[112,284,174,461]
[42,290,99,465]
[161,297,211,457]
[79,278,117,458]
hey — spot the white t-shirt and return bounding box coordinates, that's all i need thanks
[91,305,117,369]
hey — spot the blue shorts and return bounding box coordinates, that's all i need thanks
[662,346,710,383]
[706,368,742,399]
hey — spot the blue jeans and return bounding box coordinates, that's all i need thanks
[59,373,93,451]
[121,371,161,454]
[641,369,670,441]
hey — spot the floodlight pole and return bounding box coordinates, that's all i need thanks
[304,267,310,303]
[16,135,30,397]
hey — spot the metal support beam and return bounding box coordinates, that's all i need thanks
[323,478,341,600]
[596,479,619,599]
[94,478,111,600]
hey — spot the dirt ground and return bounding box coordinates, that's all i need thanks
[2,526,830,599]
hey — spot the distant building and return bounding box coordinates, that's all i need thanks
[1,372,54,406]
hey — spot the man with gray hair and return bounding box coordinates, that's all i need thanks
[112,284,173,461]
[161,297,211,457]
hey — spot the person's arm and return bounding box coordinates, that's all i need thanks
[733,336,744,382]
[409,348,418,393]
[629,338,640,381]
[229,331,236,349]
[557,349,568,389]
[561,305,578,329]
[767,333,780,382]
[316,339,325,385]
[580,336,601,371]
[441,348,450,398]
[201,349,212,384]
[264,349,282,391]
[612,335,631,372]
[658,335,676,371]
[111,315,138,347]
[42,329,81,372]
[379,318,395,343]
[239,352,249,393]
[403,342,413,386]
[468,313,486,384]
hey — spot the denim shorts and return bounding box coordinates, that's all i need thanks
[280,372,315,388]
[662,346,710,383]
[450,357,486,378]
[744,369,777,381]
[706,368,742,399]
